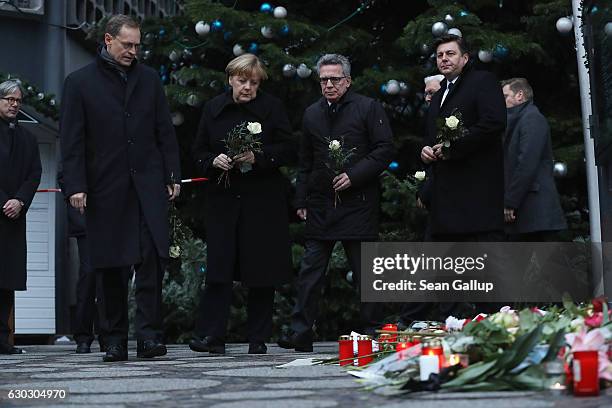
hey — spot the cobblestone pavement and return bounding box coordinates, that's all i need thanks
[0,342,611,407]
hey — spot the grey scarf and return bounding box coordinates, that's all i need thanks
[100,47,128,83]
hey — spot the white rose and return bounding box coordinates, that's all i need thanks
[329,139,341,151]
[445,115,460,130]
[414,171,426,181]
[247,122,262,134]
[169,245,181,259]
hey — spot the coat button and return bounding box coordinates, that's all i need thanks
[125,112,131,118]
[236,195,241,199]
[130,169,136,174]
[128,139,134,144]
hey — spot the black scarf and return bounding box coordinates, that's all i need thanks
[100,47,128,83]
[0,117,15,162]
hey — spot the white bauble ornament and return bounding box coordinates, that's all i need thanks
[553,162,568,178]
[232,44,245,56]
[556,16,573,34]
[605,22,612,36]
[431,21,448,37]
[386,80,400,95]
[444,14,454,23]
[171,112,184,126]
[260,26,274,39]
[296,63,312,78]
[195,21,210,36]
[282,63,296,77]
[273,6,287,19]
[448,28,462,37]
[478,50,493,63]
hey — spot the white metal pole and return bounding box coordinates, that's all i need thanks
[572,0,604,296]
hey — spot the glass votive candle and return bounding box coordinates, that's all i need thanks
[422,339,444,369]
[381,323,398,342]
[573,350,599,396]
[447,353,469,368]
[338,335,353,367]
[357,335,374,366]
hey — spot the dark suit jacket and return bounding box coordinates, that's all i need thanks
[504,101,567,234]
[424,67,506,235]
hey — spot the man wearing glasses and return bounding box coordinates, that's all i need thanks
[278,54,395,352]
[60,15,181,362]
[0,80,42,354]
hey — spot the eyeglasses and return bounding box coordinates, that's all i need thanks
[1,97,22,105]
[319,76,346,86]
[113,37,141,51]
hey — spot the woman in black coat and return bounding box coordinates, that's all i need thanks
[190,54,296,354]
[0,80,42,354]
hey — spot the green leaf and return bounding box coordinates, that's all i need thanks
[543,329,566,362]
[603,302,609,326]
[498,325,543,371]
[442,360,499,388]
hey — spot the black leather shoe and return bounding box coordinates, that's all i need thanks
[188,336,225,354]
[76,342,91,354]
[102,343,128,362]
[98,337,107,353]
[136,340,167,358]
[0,343,24,355]
[248,342,267,354]
[277,332,313,352]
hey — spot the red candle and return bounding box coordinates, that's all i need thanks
[381,323,398,342]
[357,335,374,366]
[422,339,444,369]
[573,350,599,396]
[338,335,353,367]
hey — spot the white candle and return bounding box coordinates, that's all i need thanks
[419,355,440,381]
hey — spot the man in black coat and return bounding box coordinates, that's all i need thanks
[421,35,507,241]
[501,78,566,241]
[278,54,396,351]
[60,15,181,362]
[0,80,42,354]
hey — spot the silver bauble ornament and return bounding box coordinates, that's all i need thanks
[296,63,312,78]
[420,43,430,56]
[399,81,410,95]
[282,63,296,78]
[27,86,33,92]
[556,16,573,34]
[37,92,44,100]
[346,270,353,283]
[171,112,184,126]
[553,162,568,178]
[232,44,245,56]
[386,80,400,95]
[478,50,493,63]
[169,50,180,62]
[49,99,56,106]
[605,22,612,36]
[273,6,287,19]
[444,14,454,23]
[448,27,462,37]
[195,21,210,36]
[142,50,152,60]
[431,21,448,37]
[260,26,274,39]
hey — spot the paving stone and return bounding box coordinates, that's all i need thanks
[180,361,274,369]
[0,359,24,364]
[125,360,188,365]
[201,365,349,378]
[201,390,314,400]
[0,367,57,373]
[382,400,555,408]
[0,378,221,394]
[31,370,160,379]
[209,399,338,408]
[264,379,361,389]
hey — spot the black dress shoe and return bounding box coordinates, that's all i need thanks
[76,342,91,354]
[102,344,128,362]
[0,343,24,355]
[188,336,225,354]
[136,340,167,358]
[277,332,313,352]
[248,343,267,354]
[98,337,107,353]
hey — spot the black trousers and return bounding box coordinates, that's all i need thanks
[194,283,275,343]
[291,240,382,336]
[97,215,165,345]
[0,289,14,345]
[73,236,106,345]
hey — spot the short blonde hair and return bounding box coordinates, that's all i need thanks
[225,54,268,81]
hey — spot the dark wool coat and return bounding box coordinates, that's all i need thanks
[0,119,42,290]
[60,56,181,268]
[296,90,396,240]
[193,91,297,287]
[504,101,567,234]
[424,68,507,235]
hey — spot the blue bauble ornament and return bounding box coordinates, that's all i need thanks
[212,20,223,31]
[493,44,509,59]
[159,65,167,74]
[158,28,166,37]
[388,161,399,170]
[279,24,290,36]
[248,42,259,54]
[161,74,168,83]
[260,2,273,13]
[459,10,469,17]
[380,83,388,94]
[223,31,233,41]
